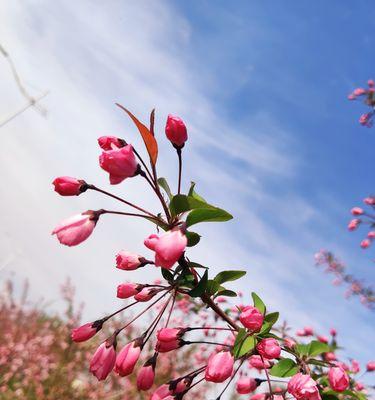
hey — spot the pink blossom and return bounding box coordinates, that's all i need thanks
[134,287,156,302]
[348,218,361,231]
[71,321,102,342]
[115,341,141,377]
[367,360,375,371]
[287,373,321,400]
[155,339,181,353]
[116,250,143,270]
[360,239,371,249]
[351,359,360,373]
[239,306,264,331]
[165,115,188,148]
[157,327,184,342]
[317,335,328,343]
[137,365,155,391]
[151,384,172,399]
[325,352,337,361]
[52,212,97,246]
[205,351,234,383]
[328,366,349,392]
[330,328,337,336]
[256,338,281,359]
[117,283,140,299]
[89,342,116,381]
[364,197,375,206]
[53,176,86,196]
[99,144,138,184]
[248,355,272,370]
[98,136,126,150]
[351,207,364,216]
[284,337,296,348]
[236,377,258,394]
[250,394,266,400]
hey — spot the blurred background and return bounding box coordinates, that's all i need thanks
[0,0,374,391]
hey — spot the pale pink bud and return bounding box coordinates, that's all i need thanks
[99,144,138,185]
[317,335,328,343]
[239,306,264,331]
[134,287,156,302]
[256,338,281,359]
[360,239,371,249]
[328,366,349,392]
[89,342,116,381]
[98,136,126,150]
[368,231,375,239]
[364,197,375,206]
[367,361,375,371]
[348,218,361,231]
[52,212,98,246]
[117,283,140,299]
[115,341,141,377]
[368,79,375,87]
[284,337,296,348]
[236,377,258,394]
[351,359,360,373]
[205,351,234,383]
[137,365,155,391]
[330,328,337,336]
[53,176,87,196]
[353,88,366,96]
[157,327,185,342]
[325,352,337,361]
[151,384,172,400]
[248,355,272,370]
[165,114,188,148]
[116,251,143,270]
[351,207,364,215]
[287,373,321,400]
[71,321,102,342]
[304,326,313,336]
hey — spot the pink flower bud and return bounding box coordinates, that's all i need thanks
[361,239,371,249]
[325,352,337,361]
[359,112,373,127]
[71,320,102,342]
[348,93,356,100]
[317,335,328,343]
[353,88,366,96]
[368,79,375,87]
[304,326,314,336]
[98,136,126,150]
[52,212,98,246]
[348,219,361,231]
[248,355,272,370]
[116,251,143,270]
[330,328,337,336]
[157,327,184,342]
[284,337,296,348]
[144,228,187,269]
[256,338,281,359]
[205,351,234,383]
[53,176,87,196]
[351,207,364,216]
[117,283,140,299]
[99,144,138,185]
[364,197,375,206]
[165,115,188,148]
[328,366,349,392]
[134,287,157,302]
[151,384,172,400]
[236,377,258,394]
[239,306,264,331]
[368,231,375,239]
[351,359,360,373]
[89,342,116,381]
[250,394,266,400]
[115,341,141,377]
[155,338,182,353]
[137,365,155,391]
[287,373,321,400]
[367,361,375,371]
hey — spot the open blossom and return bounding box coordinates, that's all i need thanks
[288,373,321,400]
[144,228,187,269]
[99,143,138,184]
[52,212,98,246]
[236,377,258,394]
[71,321,102,342]
[165,114,188,148]
[328,366,349,392]
[205,351,234,383]
[115,341,141,377]
[89,342,116,381]
[256,338,281,359]
[239,306,264,331]
[137,365,155,391]
[53,176,87,196]
[117,283,140,299]
[116,250,144,270]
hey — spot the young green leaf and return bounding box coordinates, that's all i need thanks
[269,358,299,377]
[188,270,208,297]
[307,340,330,357]
[234,335,256,358]
[186,208,233,227]
[161,268,174,283]
[188,182,206,202]
[215,289,237,298]
[169,194,213,216]
[214,270,246,285]
[157,177,173,200]
[251,292,266,314]
[185,231,201,247]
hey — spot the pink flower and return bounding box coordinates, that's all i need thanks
[98,136,126,150]
[115,341,141,377]
[328,366,349,392]
[134,287,156,302]
[348,219,361,231]
[351,359,360,373]
[359,112,373,127]
[330,328,337,336]
[287,373,321,400]
[137,365,155,391]
[89,342,116,381]
[325,352,337,361]
[236,377,258,394]
[284,337,296,348]
[52,212,98,246]
[256,338,281,359]
[364,197,375,206]
[304,326,314,336]
[117,283,140,299]
[144,228,187,269]
[248,355,272,370]
[360,239,371,249]
[157,327,185,342]
[52,176,86,196]
[368,79,375,87]
[317,335,328,343]
[165,115,188,148]
[351,207,364,216]
[366,361,375,371]
[71,321,102,342]
[151,384,172,400]
[239,306,264,331]
[368,231,375,239]
[205,351,234,383]
[250,394,266,400]
[353,88,366,96]
[99,144,138,184]
[155,338,182,353]
[116,251,143,270]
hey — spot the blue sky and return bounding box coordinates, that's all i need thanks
[0,0,374,387]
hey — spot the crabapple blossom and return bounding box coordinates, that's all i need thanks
[116,250,145,270]
[239,305,264,331]
[256,338,281,359]
[71,321,103,342]
[205,351,234,383]
[287,373,321,400]
[117,282,140,298]
[165,114,188,148]
[89,342,116,381]
[115,341,141,377]
[236,377,258,394]
[328,366,350,392]
[53,176,87,196]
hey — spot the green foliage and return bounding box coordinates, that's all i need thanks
[188,270,208,297]
[213,270,246,285]
[232,329,256,358]
[251,292,266,314]
[269,358,299,377]
[186,231,201,247]
[157,177,173,200]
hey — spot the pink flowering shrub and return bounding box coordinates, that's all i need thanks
[51,107,374,399]
[348,79,375,127]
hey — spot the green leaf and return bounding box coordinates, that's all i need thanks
[188,182,206,202]
[233,329,256,358]
[186,208,233,227]
[269,358,299,377]
[213,270,246,285]
[251,292,266,314]
[296,343,310,357]
[188,262,208,269]
[308,340,330,357]
[206,279,221,296]
[186,231,201,247]
[259,312,279,334]
[169,194,213,217]
[157,177,173,200]
[322,394,339,400]
[215,289,237,298]
[161,268,174,283]
[188,270,208,297]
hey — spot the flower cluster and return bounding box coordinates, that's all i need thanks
[52,107,373,399]
[347,197,375,250]
[348,79,375,127]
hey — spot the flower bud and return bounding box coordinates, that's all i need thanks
[328,366,349,392]
[117,283,141,299]
[137,365,155,391]
[256,338,281,359]
[236,377,258,394]
[248,355,272,370]
[53,176,87,196]
[287,373,320,400]
[71,320,103,342]
[353,88,366,96]
[52,211,98,246]
[116,251,144,270]
[239,306,264,331]
[348,219,361,231]
[368,79,375,87]
[366,360,375,371]
[115,340,142,377]
[361,239,371,249]
[156,327,185,342]
[151,384,172,400]
[155,338,182,353]
[317,335,328,343]
[364,197,375,206]
[98,136,126,150]
[205,351,234,383]
[134,287,157,302]
[351,207,364,216]
[165,115,188,148]
[89,341,116,381]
